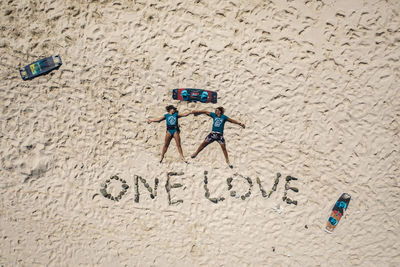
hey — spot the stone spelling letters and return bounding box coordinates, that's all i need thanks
[99,170,299,205]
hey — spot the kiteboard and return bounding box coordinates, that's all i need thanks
[20,55,62,80]
[325,193,351,233]
[172,88,217,103]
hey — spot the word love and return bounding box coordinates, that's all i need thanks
[99,171,300,205]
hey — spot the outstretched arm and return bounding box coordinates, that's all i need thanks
[193,110,211,116]
[178,110,194,118]
[147,116,165,124]
[227,118,245,128]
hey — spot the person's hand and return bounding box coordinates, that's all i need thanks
[240,123,245,129]
[147,119,152,124]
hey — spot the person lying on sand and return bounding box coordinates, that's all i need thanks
[147,105,194,163]
[191,107,245,168]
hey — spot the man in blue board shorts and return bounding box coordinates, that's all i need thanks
[147,105,194,163]
[191,107,245,168]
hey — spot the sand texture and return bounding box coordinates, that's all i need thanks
[1,0,400,266]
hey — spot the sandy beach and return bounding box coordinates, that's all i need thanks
[1,0,399,266]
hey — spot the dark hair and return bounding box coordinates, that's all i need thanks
[166,105,177,112]
[216,106,225,114]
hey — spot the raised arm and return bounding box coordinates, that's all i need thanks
[227,118,245,128]
[178,110,194,118]
[147,116,165,124]
[193,110,211,116]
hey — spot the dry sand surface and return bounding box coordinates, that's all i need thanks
[1,0,400,266]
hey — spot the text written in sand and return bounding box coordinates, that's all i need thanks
[98,171,299,205]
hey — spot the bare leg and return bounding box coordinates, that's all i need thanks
[160,132,173,163]
[220,143,232,168]
[173,132,186,162]
[191,140,209,158]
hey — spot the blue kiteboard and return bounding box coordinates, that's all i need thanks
[19,55,62,80]
[325,193,351,233]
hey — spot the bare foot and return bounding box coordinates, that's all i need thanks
[191,154,197,159]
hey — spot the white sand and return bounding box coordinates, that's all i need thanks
[1,0,399,266]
